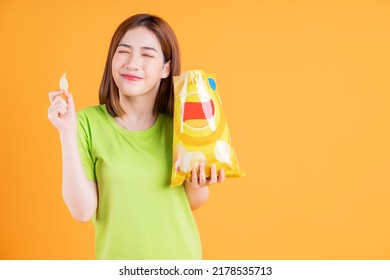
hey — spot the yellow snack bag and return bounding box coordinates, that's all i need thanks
[171,70,245,186]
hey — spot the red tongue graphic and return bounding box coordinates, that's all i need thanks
[183,100,215,122]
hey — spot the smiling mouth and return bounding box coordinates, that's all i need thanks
[183,100,215,122]
[122,74,143,81]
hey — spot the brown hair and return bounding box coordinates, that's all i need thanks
[99,14,181,117]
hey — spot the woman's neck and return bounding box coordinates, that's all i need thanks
[115,96,157,131]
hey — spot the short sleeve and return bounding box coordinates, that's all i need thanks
[77,110,96,181]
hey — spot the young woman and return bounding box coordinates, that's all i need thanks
[48,14,224,260]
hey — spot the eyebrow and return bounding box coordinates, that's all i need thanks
[117,44,158,53]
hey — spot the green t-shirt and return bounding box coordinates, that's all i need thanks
[77,105,202,259]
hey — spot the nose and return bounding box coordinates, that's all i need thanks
[125,52,141,70]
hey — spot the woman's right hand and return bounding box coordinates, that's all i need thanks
[48,90,77,136]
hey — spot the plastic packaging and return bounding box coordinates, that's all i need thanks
[171,70,245,187]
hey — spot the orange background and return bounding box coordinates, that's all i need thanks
[1,0,390,259]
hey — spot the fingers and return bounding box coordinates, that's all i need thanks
[63,91,75,109]
[190,168,199,188]
[188,164,225,188]
[48,90,76,118]
[218,168,225,183]
[51,94,67,107]
[209,164,218,185]
[49,90,74,107]
[49,96,67,113]
[48,98,68,120]
[199,163,206,185]
[49,90,64,103]
[47,89,77,133]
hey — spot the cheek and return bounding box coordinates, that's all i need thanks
[111,58,122,76]
[112,53,126,70]
[111,60,121,85]
[145,62,166,78]
[111,57,120,72]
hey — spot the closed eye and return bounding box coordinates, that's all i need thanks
[142,54,154,58]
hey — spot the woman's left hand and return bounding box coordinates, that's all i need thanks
[185,163,225,188]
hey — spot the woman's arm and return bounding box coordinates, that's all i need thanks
[184,163,225,210]
[48,91,98,222]
[184,183,209,211]
[60,133,98,222]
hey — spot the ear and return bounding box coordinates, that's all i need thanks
[161,60,171,79]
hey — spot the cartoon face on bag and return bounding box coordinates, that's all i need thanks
[173,72,226,147]
[171,70,245,186]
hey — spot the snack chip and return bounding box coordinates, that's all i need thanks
[59,73,68,92]
[171,70,245,187]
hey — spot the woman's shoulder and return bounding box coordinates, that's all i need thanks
[77,105,106,121]
[77,104,105,115]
